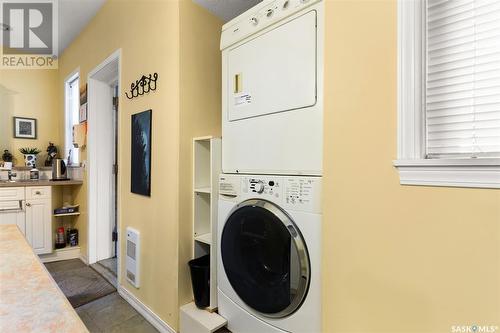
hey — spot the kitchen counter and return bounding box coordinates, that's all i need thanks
[0,225,88,332]
[0,179,83,187]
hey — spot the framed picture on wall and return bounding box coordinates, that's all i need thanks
[131,109,152,196]
[13,117,37,139]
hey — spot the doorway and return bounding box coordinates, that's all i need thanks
[87,50,121,287]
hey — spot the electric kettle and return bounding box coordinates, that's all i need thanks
[52,159,68,181]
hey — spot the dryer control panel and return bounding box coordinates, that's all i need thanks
[219,174,322,213]
[221,0,322,50]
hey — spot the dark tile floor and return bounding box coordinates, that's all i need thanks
[47,259,231,332]
[75,292,158,333]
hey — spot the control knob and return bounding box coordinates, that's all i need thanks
[250,17,258,25]
[254,181,265,194]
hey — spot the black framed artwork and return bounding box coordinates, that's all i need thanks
[131,110,152,196]
[13,117,37,139]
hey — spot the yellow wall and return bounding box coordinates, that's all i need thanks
[58,0,221,330]
[58,0,181,328]
[322,1,500,332]
[178,0,222,308]
[0,69,60,165]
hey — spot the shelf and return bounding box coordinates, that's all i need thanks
[54,245,80,252]
[194,187,211,194]
[54,212,80,217]
[39,245,81,263]
[194,233,212,245]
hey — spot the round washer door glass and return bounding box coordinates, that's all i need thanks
[221,199,310,318]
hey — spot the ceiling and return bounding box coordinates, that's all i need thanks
[58,0,106,55]
[38,0,259,55]
[193,0,262,22]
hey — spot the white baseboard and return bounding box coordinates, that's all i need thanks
[79,254,88,265]
[39,246,81,263]
[118,286,176,333]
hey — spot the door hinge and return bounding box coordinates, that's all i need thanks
[112,231,118,242]
[113,96,119,107]
[113,164,118,175]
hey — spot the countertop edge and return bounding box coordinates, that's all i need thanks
[0,180,84,187]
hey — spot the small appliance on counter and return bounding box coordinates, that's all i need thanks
[52,158,68,181]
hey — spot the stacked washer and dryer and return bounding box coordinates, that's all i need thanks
[217,0,323,332]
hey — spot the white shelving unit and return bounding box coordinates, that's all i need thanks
[193,136,221,311]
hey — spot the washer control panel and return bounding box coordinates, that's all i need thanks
[220,174,322,213]
[221,0,321,50]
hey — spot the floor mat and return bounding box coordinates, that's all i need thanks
[45,259,116,308]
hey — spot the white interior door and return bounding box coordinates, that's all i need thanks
[227,10,317,121]
[92,79,115,262]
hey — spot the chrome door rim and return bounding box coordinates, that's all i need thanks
[224,199,311,318]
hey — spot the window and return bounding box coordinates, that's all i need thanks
[65,72,79,165]
[395,0,500,188]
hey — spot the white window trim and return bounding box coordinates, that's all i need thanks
[64,68,80,164]
[394,0,500,189]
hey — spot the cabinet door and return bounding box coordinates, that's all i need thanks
[25,199,52,254]
[0,200,26,234]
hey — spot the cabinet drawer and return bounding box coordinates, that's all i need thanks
[26,186,51,200]
[0,187,25,201]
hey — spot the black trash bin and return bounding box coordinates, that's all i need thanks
[188,255,210,308]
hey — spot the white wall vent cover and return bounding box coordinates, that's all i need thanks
[126,227,140,288]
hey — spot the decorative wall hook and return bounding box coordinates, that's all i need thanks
[125,73,159,100]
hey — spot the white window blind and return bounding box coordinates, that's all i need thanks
[426,0,500,158]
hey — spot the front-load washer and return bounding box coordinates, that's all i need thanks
[218,174,322,333]
[220,0,324,176]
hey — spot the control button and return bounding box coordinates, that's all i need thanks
[266,9,274,17]
[283,0,289,9]
[301,0,310,3]
[250,17,258,25]
[269,181,275,186]
[254,181,265,194]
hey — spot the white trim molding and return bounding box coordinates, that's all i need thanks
[394,159,500,189]
[394,0,500,189]
[87,48,122,266]
[118,286,176,333]
[397,0,425,160]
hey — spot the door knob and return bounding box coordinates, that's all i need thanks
[26,202,31,207]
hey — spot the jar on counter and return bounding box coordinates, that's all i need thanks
[30,168,39,180]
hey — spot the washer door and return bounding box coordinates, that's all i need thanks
[221,199,310,318]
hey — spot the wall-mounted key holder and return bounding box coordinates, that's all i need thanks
[125,73,159,100]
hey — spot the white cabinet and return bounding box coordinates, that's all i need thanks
[0,186,52,255]
[0,188,25,234]
[25,196,52,255]
[0,202,25,234]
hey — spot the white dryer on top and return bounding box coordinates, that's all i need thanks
[221,0,324,176]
